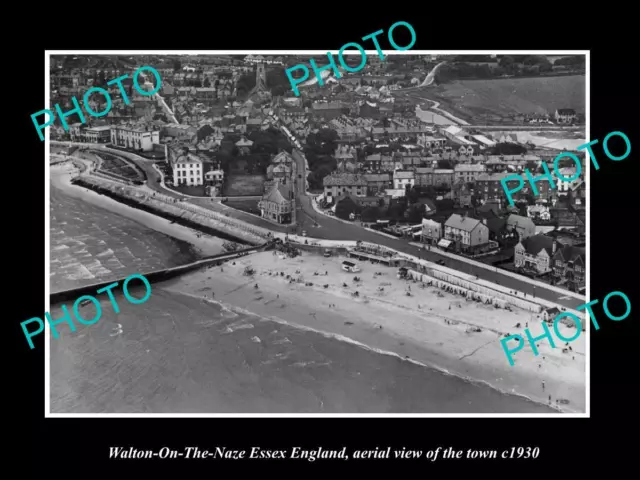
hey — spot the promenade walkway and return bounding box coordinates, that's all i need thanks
[408,242,584,301]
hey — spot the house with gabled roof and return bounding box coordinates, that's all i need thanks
[513,234,557,274]
[442,213,490,253]
[552,244,585,291]
[258,182,293,224]
[506,214,537,240]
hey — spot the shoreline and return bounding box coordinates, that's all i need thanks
[163,251,585,413]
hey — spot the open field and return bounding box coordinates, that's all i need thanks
[406,75,585,125]
[225,198,260,215]
[223,174,266,196]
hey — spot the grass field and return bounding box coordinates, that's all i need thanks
[412,75,585,124]
[223,174,266,196]
[224,198,260,215]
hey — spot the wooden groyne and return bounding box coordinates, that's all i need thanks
[50,243,274,305]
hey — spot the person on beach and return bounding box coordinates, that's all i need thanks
[542,381,546,391]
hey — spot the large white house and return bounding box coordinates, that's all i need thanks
[173,154,203,186]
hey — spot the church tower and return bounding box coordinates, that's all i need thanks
[256,63,267,91]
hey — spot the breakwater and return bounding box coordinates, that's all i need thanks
[72,176,270,246]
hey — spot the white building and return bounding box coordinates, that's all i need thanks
[556,167,579,194]
[110,126,160,152]
[205,169,224,184]
[454,163,486,183]
[421,218,443,245]
[83,125,111,143]
[393,170,415,190]
[173,154,203,186]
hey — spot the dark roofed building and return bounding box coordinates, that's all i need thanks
[513,234,557,274]
[552,244,585,291]
[323,173,368,200]
[258,182,293,224]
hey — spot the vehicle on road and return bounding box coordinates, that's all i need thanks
[301,230,307,236]
[342,260,360,273]
[323,248,332,257]
[436,259,446,266]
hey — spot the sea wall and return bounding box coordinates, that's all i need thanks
[73,175,270,246]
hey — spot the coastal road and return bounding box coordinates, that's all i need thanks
[66,144,582,309]
[295,197,583,309]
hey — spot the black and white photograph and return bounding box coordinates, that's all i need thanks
[44,51,589,415]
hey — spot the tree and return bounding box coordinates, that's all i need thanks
[386,203,405,221]
[361,206,381,223]
[335,197,360,220]
[377,198,386,207]
[272,85,286,96]
[172,60,182,71]
[491,142,527,155]
[203,77,211,87]
[407,185,420,204]
[498,56,514,68]
[406,204,425,224]
[437,159,453,169]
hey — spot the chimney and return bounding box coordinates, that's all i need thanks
[482,218,487,225]
[552,240,558,255]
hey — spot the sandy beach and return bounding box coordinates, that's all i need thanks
[164,250,585,412]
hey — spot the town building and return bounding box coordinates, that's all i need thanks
[454,163,486,184]
[363,173,392,195]
[556,167,579,194]
[204,168,224,185]
[323,173,368,201]
[552,244,585,291]
[393,170,415,190]
[554,108,578,124]
[259,182,293,224]
[527,204,551,221]
[172,153,203,186]
[110,125,160,152]
[513,234,556,274]
[415,167,434,186]
[433,169,455,187]
[162,124,197,141]
[506,214,537,240]
[421,218,443,245]
[442,214,490,253]
[82,125,112,143]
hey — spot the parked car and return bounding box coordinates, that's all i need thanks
[323,249,332,257]
[436,260,446,266]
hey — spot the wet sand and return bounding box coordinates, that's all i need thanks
[163,251,585,413]
[50,281,556,414]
